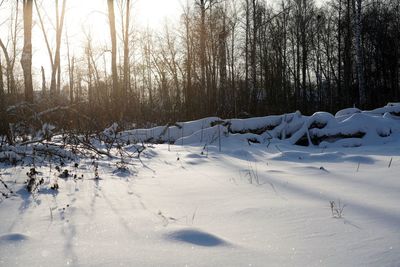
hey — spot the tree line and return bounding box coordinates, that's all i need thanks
[0,0,399,133]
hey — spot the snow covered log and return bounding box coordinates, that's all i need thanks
[2,103,399,149]
[114,103,400,148]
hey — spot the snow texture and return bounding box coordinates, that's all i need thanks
[0,104,400,266]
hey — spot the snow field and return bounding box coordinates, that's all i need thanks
[1,104,400,266]
[1,140,399,266]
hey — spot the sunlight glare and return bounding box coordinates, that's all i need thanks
[30,0,181,78]
[136,0,181,28]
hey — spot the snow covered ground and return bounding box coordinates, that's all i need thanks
[1,105,400,266]
[1,140,400,266]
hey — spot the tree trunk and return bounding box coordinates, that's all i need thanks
[218,10,227,114]
[0,39,16,95]
[230,19,236,117]
[296,21,301,107]
[107,0,119,114]
[200,0,207,115]
[123,0,131,109]
[21,0,34,103]
[301,0,308,107]
[67,37,74,103]
[354,0,366,107]
[86,40,93,105]
[49,0,67,96]
[69,58,74,103]
[245,0,250,108]
[337,0,342,108]
[343,0,352,105]
[250,0,258,114]
[0,54,11,144]
[183,7,192,119]
[0,55,3,96]
[41,66,46,95]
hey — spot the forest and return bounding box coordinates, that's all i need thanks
[0,0,399,136]
[1,2,400,266]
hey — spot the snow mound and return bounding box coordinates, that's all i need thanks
[0,233,29,242]
[165,229,229,247]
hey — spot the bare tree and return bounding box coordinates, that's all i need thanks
[0,1,19,95]
[162,23,182,115]
[0,39,16,95]
[182,2,194,118]
[34,0,67,97]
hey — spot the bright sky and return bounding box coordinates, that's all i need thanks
[63,0,183,36]
[2,0,325,86]
[30,0,183,77]
[58,0,183,54]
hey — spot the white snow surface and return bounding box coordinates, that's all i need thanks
[1,105,400,266]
